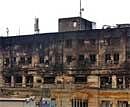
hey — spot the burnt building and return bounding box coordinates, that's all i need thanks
[0,17,130,107]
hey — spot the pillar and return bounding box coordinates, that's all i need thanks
[112,75,117,88]
[123,76,126,88]
[22,75,26,87]
[11,75,15,87]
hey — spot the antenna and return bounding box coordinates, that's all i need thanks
[6,27,9,36]
[34,17,40,34]
[79,0,84,17]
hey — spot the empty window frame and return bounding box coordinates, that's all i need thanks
[117,76,123,89]
[4,58,10,66]
[65,39,72,48]
[74,76,87,84]
[27,56,32,64]
[66,56,72,65]
[100,76,112,88]
[72,99,88,107]
[113,53,119,64]
[101,101,112,107]
[40,56,44,64]
[105,54,111,64]
[125,76,130,88]
[19,57,25,64]
[89,54,96,64]
[78,55,84,61]
[44,77,55,84]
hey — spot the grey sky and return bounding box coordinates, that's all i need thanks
[0,0,130,36]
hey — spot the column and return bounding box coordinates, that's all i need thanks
[22,75,26,87]
[123,76,126,88]
[112,75,117,88]
[11,75,15,87]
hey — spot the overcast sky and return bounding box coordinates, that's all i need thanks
[0,0,130,36]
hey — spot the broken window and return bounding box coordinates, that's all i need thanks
[40,56,44,64]
[65,39,72,48]
[126,76,130,88]
[118,101,128,107]
[72,99,88,107]
[26,75,33,87]
[66,55,72,65]
[117,76,123,89]
[19,57,25,64]
[90,54,96,64]
[74,76,86,84]
[114,53,119,64]
[101,101,112,107]
[55,55,62,64]
[15,76,22,87]
[100,76,112,88]
[37,79,42,83]
[44,77,55,84]
[4,58,10,66]
[78,55,84,61]
[105,54,111,64]
[27,56,32,64]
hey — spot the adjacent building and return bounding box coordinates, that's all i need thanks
[0,17,130,107]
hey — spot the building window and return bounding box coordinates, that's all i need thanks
[4,58,10,66]
[72,99,88,107]
[101,101,112,107]
[40,56,44,64]
[74,76,87,84]
[27,56,32,64]
[73,21,77,28]
[78,55,84,61]
[113,53,119,64]
[100,76,112,88]
[44,77,55,84]
[66,56,72,65]
[19,57,25,64]
[105,54,111,64]
[65,39,72,48]
[90,54,96,64]
[118,101,128,107]
[117,76,123,89]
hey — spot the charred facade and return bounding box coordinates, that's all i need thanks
[0,17,130,107]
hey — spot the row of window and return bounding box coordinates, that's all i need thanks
[101,101,128,107]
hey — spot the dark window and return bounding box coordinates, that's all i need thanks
[101,101,112,107]
[75,76,86,84]
[12,57,16,64]
[4,58,9,66]
[127,51,130,59]
[19,57,25,64]
[65,39,72,48]
[118,101,128,107]
[15,76,22,83]
[100,76,112,88]
[78,55,84,61]
[90,54,96,64]
[40,56,44,64]
[114,53,119,64]
[105,54,111,64]
[117,76,123,89]
[27,56,32,64]
[37,79,42,83]
[44,77,55,84]
[66,56,72,65]
[72,99,88,107]
[105,38,111,45]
